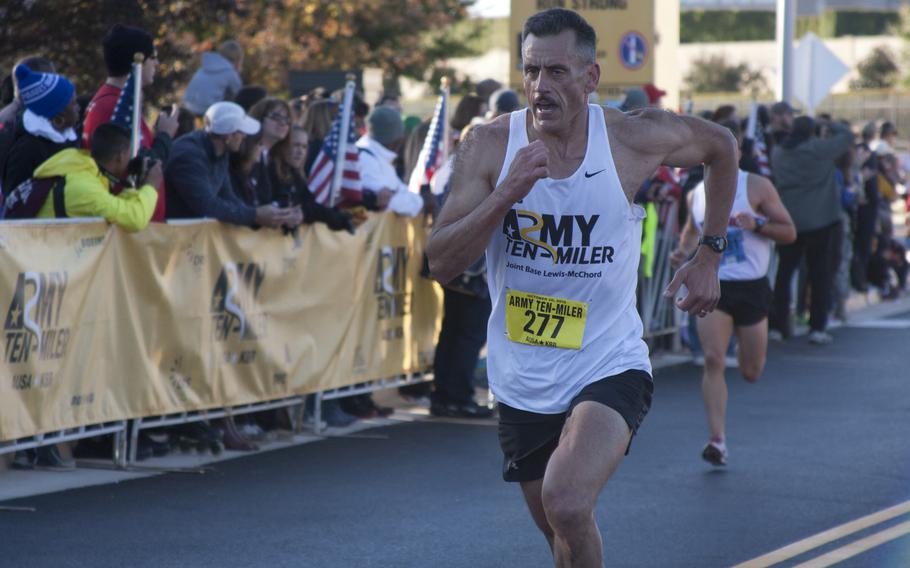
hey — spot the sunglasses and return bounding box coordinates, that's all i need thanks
[267,113,291,125]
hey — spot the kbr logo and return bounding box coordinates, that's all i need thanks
[211,262,265,341]
[4,271,70,363]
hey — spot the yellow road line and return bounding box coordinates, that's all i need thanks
[731,500,910,568]
[792,519,910,568]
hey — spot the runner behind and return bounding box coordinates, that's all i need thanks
[671,119,796,467]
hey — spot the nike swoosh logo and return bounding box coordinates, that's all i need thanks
[584,169,605,178]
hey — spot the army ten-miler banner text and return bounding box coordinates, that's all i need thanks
[0,214,442,441]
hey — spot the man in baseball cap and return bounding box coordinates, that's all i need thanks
[204,101,260,136]
[166,101,300,229]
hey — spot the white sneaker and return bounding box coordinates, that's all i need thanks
[701,440,728,466]
[808,331,833,345]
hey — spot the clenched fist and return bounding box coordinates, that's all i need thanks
[498,140,549,204]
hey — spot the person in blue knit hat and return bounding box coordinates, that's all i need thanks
[1,65,79,196]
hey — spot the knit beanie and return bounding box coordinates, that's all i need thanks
[14,65,75,119]
[103,24,155,76]
[368,106,404,146]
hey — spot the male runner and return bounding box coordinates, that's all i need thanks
[671,120,796,467]
[426,9,738,567]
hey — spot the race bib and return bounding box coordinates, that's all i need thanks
[505,290,587,350]
[722,227,746,266]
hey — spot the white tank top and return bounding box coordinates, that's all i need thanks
[691,169,772,281]
[485,105,651,414]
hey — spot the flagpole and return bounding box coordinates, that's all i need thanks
[441,76,451,161]
[745,100,758,141]
[329,74,357,208]
[130,53,144,158]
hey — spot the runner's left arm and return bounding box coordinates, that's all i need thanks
[736,174,796,245]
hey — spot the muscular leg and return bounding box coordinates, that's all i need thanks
[540,401,631,568]
[520,479,555,552]
[734,318,768,383]
[696,311,735,441]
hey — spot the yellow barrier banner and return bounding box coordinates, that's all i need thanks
[0,214,442,441]
[0,221,113,440]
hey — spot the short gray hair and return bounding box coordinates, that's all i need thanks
[522,8,597,66]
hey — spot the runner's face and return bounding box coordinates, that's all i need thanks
[522,30,599,133]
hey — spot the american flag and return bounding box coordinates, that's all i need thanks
[110,67,137,135]
[754,127,772,178]
[408,89,448,193]
[308,98,361,206]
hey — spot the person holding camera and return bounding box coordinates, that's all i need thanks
[165,101,299,229]
[29,122,160,231]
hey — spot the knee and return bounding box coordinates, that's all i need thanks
[741,361,764,383]
[703,351,726,373]
[541,483,593,535]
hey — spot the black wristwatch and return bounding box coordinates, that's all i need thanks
[753,217,767,234]
[698,235,728,253]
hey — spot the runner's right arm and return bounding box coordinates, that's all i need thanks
[426,123,549,284]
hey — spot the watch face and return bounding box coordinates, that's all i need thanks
[701,236,726,252]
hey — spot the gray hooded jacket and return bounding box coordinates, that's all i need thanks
[771,121,854,233]
[182,52,243,116]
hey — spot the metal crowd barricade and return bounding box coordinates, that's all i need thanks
[1,206,692,467]
[0,218,133,466]
[311,371,433,435]
[126,396,306,464]
[0,422,129,466]
[639,199,683,350]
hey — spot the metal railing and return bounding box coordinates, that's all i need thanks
[1,208,690,466]
[640,199,683,350]
[312,371,433,435]
[0,422,128,466]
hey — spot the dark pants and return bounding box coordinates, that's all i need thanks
[432,288,491,406]
[771,222,837,334]
[852,202,877,290]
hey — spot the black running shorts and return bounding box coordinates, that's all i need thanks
[716,277,773,327]
[497,369,653,483]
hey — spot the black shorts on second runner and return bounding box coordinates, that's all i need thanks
[497,369,653,483]
[717,277,773,327]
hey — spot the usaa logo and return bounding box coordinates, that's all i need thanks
[4,271,70,364]
[374,246,410,321]
[211,262,266,342]
[502,210,615,265]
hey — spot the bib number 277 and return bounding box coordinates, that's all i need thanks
[506,290,587,350]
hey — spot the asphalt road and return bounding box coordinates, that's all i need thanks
[2,312,909,568]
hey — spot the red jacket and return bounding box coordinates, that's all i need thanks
[82,84,166,221]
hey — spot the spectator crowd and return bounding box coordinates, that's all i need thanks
[1,23,906,468]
